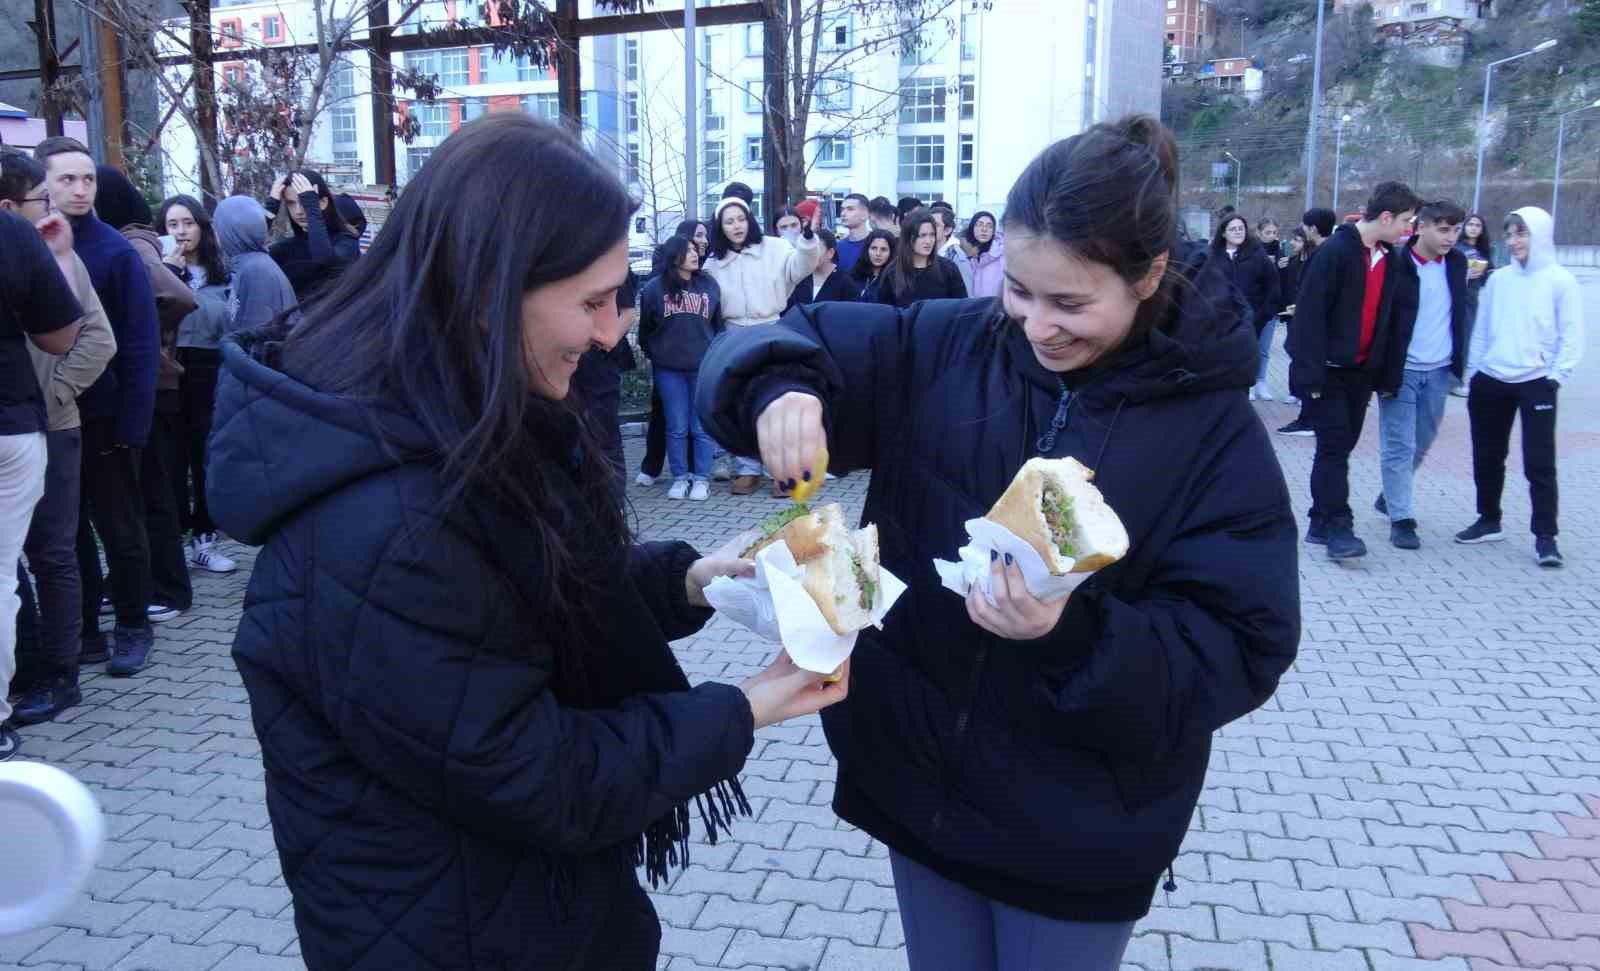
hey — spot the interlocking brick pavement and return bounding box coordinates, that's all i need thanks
[3,271,1597,970]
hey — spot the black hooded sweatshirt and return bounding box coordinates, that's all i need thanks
[697,264,1300,922]
[265,192,360,301]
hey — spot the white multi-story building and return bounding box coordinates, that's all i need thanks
[158,0,1161,234]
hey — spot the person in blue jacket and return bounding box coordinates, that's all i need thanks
[698,115,1300,970]
[33,136,161,673]
[205,113,846,971]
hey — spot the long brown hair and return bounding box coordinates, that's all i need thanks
[884,207,941,297]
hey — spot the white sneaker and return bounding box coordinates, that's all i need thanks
[667,478,690,500]
[148,603,182,623]
[189,533,238,574]
[1283,394,1300,405]
[689,480,710,501]
[635,472,658,487]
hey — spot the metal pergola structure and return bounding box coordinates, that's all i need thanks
[9,0,791,212]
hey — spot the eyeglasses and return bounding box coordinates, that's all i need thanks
[21,193,51,212]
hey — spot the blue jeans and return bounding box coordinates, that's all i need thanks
[653,368,714,481]
[1256,317,1277,384]
[1378,366,1454,523]
[889,851,1135,971]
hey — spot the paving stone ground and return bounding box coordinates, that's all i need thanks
[4,272,1598,970]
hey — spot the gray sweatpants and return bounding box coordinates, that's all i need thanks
[890,851,1136,971]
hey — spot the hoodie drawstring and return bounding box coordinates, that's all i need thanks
[1035,378,1072,454]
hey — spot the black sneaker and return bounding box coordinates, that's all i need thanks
[1374,494,1388,516]
[0,724,19,762]
[1455,518,1505,544]
[1327,526,1368,560]
[1390,519,1421,550]
[1277,419,1315,437]
[107,625,154,677]
[1305,517,1329,545]
[1536,536,1563,568]
[9,675,82,725]
[80,632,110,664]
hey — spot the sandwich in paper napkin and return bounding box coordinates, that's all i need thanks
[934,517,1091,606]
[704,539,906,675]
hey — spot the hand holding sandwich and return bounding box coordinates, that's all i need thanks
[966,553,1071,640]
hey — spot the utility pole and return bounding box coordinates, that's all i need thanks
[368,0,397,188]
[685,0,697,218]
[31,0,63,137]
[556,0,582,126]
[1303,0,1326,210]
[761,0,787,216]
[189,0,218,203]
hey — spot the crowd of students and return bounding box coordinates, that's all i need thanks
[1,136,364,759]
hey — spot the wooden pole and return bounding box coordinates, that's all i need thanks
[31,0,63,136]
[367,0,397,187]
[556,0,581,128]
[760,0,786,218]
[96,0,127,169]
[190,0,218,203]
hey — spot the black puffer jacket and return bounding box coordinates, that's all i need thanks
[208,326,754,970]
[698,267,1300,922]
[1206,238,1280,333]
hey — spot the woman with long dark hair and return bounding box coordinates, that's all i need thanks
[157,194,235,574]
[639,234,722,500]
[875,208,967,308]
[1208,213,1281,400]
[849,228,896,301]
[699,115,1298,969]
[640,218,713,485]
[1452,211,1496,397]
[207,114,846,970]
[944,210,1006,298]
[264,167,360,301]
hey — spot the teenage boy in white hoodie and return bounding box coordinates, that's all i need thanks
[1455,207,1584,566]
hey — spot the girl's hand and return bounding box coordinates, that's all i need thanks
[686,531,759,608]
[288,173,314,198]
[808,203,823,234]
[756,391,826,493]
[740,652,849,729]
[965,554,1070,640]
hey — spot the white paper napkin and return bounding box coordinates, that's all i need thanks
[933,517,1091,605]
[704,539,907,675]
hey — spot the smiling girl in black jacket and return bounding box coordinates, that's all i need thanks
[699,116,1300,970]
[208,115,847,971]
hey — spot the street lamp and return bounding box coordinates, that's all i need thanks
[1224,151,1242,210]
[1302,0,1327,210]
[1473,38,1558,212]
[1552,99,1600,236]
[1332,114,1352,213]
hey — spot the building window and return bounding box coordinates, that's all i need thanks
[743,81,763,112]
[898,134,944,183]
[330,60,355,101]
[411,48,470,87]
[815,73,851,112]
[899,77,946,124]
[960,13,976,60]
[821,14,852,52]
[415,102,450,138]
[626,92,639,133]
[1166,14,1176,24]
[331,107,358,144]
[959,133,974,179]
[221,63,245,86]
[1167,0,1177,6]
[625,39,639,82]
[704,86,725,131]
[815,134,850,168]
[959,75,975,120]
[745,135,763,168]
[463,97,487,122]
[262,15,282,41]
[219,19,243,48]
[522,92,559,120]
[745,23,763,56]
[704,140,726,185]
[516,54,546,82]
[626,142,640,183]
[333,150,360,168]
[700,31,720,69]
[406,147,433,181]
[901,28,938,66]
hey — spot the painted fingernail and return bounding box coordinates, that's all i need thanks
[1004,553,1014,566]
[802,470,812,482]
[785,479,797,490]
[990,550,998,562]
